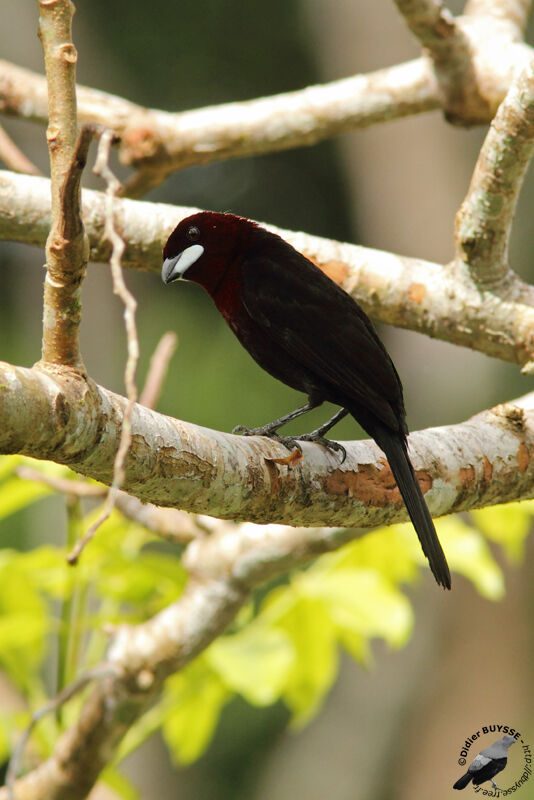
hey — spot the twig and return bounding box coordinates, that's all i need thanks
[38,0,91,370]
[6,665,117,800]
[14,466,106,497]
[113,494,199,544]
[393,0,462,61]
[67,129,138,564]
[139,331,177,409]
[15,463,198,544]
[0,123,41,175]
[455,59,534,285]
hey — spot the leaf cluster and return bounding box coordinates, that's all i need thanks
[0,455,530,795]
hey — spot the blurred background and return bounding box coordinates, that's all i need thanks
[1,0,534,798]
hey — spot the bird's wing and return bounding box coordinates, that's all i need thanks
[469,754,491,773]
[240,250,404,431]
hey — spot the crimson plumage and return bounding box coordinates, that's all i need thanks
[162,211,451,589]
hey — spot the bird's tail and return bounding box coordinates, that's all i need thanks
[453,772,472,790]
[379,433,451,590]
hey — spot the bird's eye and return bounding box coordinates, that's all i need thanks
[186,225,200,242]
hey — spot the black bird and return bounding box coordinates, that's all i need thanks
[162,212,451,589]
[454,735,516,790]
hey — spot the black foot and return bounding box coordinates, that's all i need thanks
[232,423,281,437]
[297,432,347,463]
[233,424,346,463]
[233,425,302,452]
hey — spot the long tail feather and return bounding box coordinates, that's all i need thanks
[380,434,451,590]
[453,772,472,789]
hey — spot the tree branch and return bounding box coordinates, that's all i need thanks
[3,389,534,799]
[1,0,532,197]
[464,0,532,34]
[455,58,534,285]
[1,360,533,525]
[393,0,464,62]
[67,129,139,565]
[0,123,41,175]
[38,0,90,370]
[1,169,534,365]
[0,0,530,202]
[0,57,440,197]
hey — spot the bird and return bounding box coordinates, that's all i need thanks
[453,735,516,790]
[162,211,451,589]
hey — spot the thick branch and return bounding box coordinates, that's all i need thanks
[455,59,534,285]
[38,0,89,369]
[465,0,532,34]
[1,170,534,365]
[1,361,534,525]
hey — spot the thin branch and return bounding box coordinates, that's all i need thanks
[14,466,105,497]
[455,59,534,285]
[113,494,199,544]
[2,170,534,365]
[139,331,177,409]
[6,665,117,800]
[38,0,90,369]
[0,58,441,195]
[393,0,492,125]
[0,123,41,175]
[393,0,464,62]
[67,130,138,564]
[15,464,199,545]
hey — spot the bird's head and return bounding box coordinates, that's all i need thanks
[501,735,517,748]
[162,211,258,294]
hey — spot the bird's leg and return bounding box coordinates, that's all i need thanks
[491,780,501,791]
[233,399,321,437]
[296,408,349,463]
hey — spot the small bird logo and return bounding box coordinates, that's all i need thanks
[453,734,516,790]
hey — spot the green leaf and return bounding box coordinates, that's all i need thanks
[301,567,413,649]
[0,456,22,482]
[470,501,534,562]
[208,625,294,706]
[0,712,13,763]
[264,586,338,725]
[12,546,71,599]
[101,767,141,800]
[162,659,229,764]
[0,477,52,521]
[115,702,169,763]
[434,517,504,599]
[322,527,420,586]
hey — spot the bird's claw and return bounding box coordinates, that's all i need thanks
[296,433,347,463]
[232,423,280,437]
[233,424,345,462]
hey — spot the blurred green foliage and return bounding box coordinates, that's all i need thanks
[0,455,530,797]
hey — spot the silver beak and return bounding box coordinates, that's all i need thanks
[162,244,205,284]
